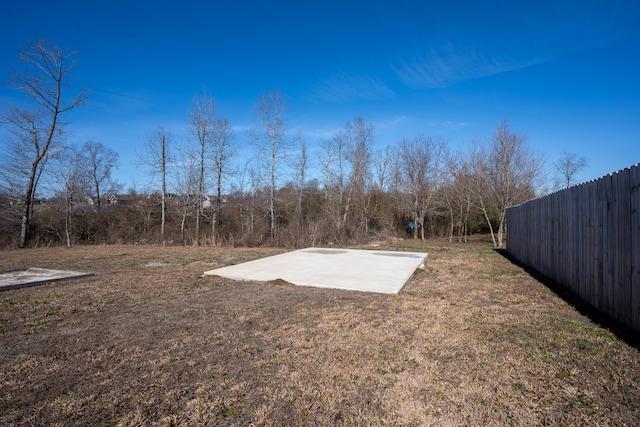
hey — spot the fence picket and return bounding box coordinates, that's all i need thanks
[631,165,640,331]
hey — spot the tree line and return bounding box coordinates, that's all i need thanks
[0,40,587,250]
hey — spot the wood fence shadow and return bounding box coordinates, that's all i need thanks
[496,248,639,351]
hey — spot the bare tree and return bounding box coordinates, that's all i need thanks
[81,140,119,209]
[172,145,200,244]
[251,89,288,241]
[210,117,235,245]
[483,121,543,248]
[395,135,445,240]
[0,39,88,247]
[139,125,171,244]
[293,133,307,228]
[188,89,217,245]
[38,144,87,247]
[344,117,374,237]
[317,118,375,241]
[554,150,587,189]
[460,140,501,246]
[319,132,348,230]
[233,160,263,240]
[373,146,393,191]
[444,150,474,243]
[54,145,87,247]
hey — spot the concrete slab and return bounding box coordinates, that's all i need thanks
[0,268,94,291]
[204,248,428,294]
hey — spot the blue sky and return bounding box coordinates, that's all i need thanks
[1,0,639,192]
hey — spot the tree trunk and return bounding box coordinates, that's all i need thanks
[448,204,455,243]
[496,211,506,248]
[270,149,276,241]
[211,211,217,246]
[19,161,40,248]
[213,169,223,247]
[19,210,29,249]
[181,207,187,245]
[65,201,72,248]
[479,198,498,248]
[161,134,166,245]
[195,166,203,246]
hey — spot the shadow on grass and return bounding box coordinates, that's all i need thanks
[495,248,640,351]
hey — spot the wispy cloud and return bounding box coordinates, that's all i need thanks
[442,120,470,129]
[306,72,395,103]
[392,44,546,90]
[295,125,341,140]
[89,89,157,112]
[374,115,408,130]
[231,123,252,134]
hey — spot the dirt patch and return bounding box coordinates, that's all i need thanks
[143,262,175,268]
[267,278,295,287]
[0,239,638,426]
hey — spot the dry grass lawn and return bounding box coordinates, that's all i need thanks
[1,238,638,426]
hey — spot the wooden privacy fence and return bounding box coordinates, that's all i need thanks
[506,164,640,333]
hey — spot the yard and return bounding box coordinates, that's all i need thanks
[1,238,638,426]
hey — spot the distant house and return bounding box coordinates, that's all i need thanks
[0,194,13,209]
[202,195,212,209]
[201,195,228,209]
[3,196,45,206]
[108,194,132,205]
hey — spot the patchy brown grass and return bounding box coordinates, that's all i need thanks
[1,238,638,426]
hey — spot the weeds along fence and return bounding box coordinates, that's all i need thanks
[506,164,640,333]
